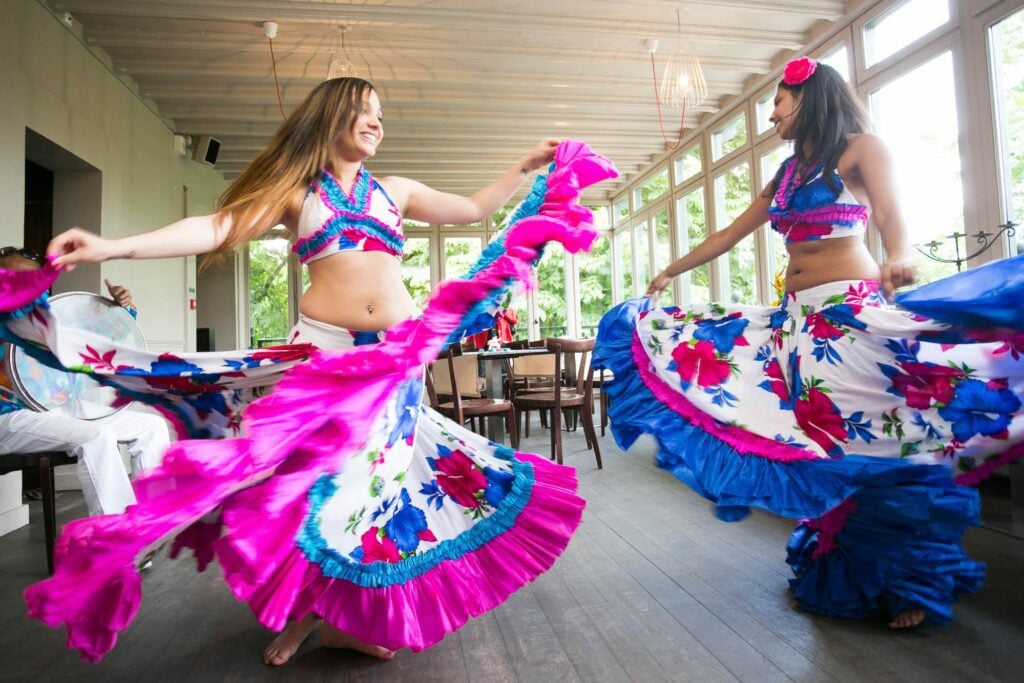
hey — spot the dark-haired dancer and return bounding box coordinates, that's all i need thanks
[596,56,1024,629]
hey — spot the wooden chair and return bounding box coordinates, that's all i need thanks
[427,347,520,448]
[0,450,77,574]
[512,338,602,468]
[502,340,553,397]
[507,350,560,435]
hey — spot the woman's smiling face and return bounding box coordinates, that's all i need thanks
[769,87,801,140]
[337,89,384,160]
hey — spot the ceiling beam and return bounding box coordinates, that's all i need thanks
[84,29,773,74]
[56,1,811,47]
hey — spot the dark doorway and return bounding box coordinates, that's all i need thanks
[24,128,103,297]
[24,159,54,255]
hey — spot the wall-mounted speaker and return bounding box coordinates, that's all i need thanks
[191,135,221,167]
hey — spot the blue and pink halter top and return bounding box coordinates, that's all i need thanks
[293,166,406,264]
[768,155,869,244]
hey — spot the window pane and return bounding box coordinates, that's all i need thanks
[711,113,748,161]
[870,51,962,283]
[633,222,651,291]
[614,229,633,300]
[633,168,670,209]
[990,8,1024,257]
[760,146,791,301]
[864,0,950,68]
[578,234,612,338]
[714,161,756,303]
[535,243,567,338]
[819,43,850,81]
[401,237,432,309]
[589,204,611,230]
[509,291,529,341]
[613,196,629,225]
[755,93,775,136]
[491,206,512,228]
[676,189,710,305]
[674,144,702,184]
[652,210,672,305]
[248,238,291,347]
[443,237,482,279]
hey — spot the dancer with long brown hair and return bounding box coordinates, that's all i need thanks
[3,77,617,663]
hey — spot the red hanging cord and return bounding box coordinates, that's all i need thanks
[650,51,687,151]
[268,37,286,120]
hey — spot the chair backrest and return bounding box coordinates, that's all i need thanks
[510,352,557,380]
[545,337,596,397]
[423,367,440,409]
[431,348,481,415]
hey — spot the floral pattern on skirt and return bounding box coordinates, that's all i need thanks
[638,279,1024,474]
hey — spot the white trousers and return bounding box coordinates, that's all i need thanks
[0,408,171,515]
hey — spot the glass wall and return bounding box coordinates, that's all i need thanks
[990,4,1024,257]
[614,229,633,300]
[401,236,432,309]
[675,188,710,305]
[714,161,757,303]
[442,236,483,280]
[869,51,962,283]
[535,243,568,338]
[248,238,291,347]
[259,1,1017,342]
[578,234,612,338]
[604,0,1014,314]
[863,0,951,68]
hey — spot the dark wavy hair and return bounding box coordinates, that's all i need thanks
[777,63,871,192]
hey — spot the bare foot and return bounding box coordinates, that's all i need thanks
[264,614,322,666]
[319,624,396,660]
[889,609,926,629]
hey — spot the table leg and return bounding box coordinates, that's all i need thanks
[484,361,506,444]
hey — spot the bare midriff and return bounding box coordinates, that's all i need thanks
[300,250,416,331]
[783,236,881,292]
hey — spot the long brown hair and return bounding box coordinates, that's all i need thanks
[214,77,376,252]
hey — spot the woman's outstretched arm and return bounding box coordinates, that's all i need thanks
[48,214,233,269]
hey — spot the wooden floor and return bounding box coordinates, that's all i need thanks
[3,422,1024,682]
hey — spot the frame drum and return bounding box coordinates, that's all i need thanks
[2,291,147,420]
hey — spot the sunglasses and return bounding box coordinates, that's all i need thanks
[0,246,45,265]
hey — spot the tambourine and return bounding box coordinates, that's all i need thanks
[2,292,147,419]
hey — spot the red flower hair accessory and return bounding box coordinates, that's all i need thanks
[782,56,818,86]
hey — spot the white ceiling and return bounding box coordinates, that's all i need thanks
[48,0,850,200]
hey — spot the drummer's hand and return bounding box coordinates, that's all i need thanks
[104,278,134,308]
[880,254,916,300]
[48,228,116,271]
[646,271,673,302]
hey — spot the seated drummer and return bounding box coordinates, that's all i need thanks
[0,246,170,516]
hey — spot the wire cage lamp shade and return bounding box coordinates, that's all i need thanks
[326,26,356,80]
[327,56,356,79]
[658,46,707,110]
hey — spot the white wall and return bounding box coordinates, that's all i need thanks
[0,0,231,533]
[0,0,229,348]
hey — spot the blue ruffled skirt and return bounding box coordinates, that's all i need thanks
[594,256,1024,623]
